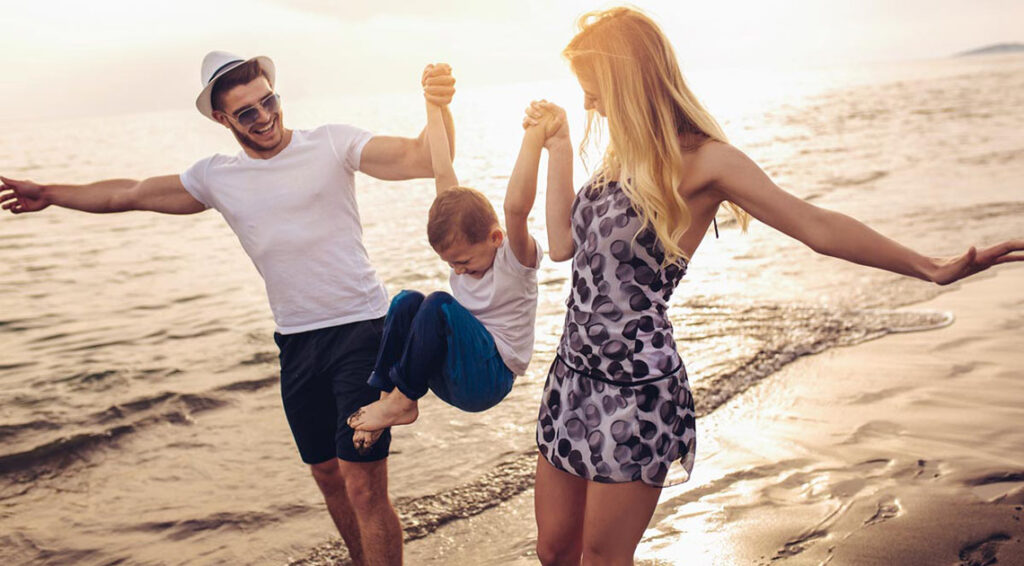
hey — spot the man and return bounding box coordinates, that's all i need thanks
[0,51,456,566]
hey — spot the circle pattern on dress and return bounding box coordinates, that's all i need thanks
[537,356,696,486]
[537,180,697,488]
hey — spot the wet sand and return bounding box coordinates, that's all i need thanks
[394,265,1024,565]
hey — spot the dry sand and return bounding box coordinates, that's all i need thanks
[401,265,1024,565]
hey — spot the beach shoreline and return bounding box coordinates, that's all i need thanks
[2,53,1021,566]
[290,265,1024,565]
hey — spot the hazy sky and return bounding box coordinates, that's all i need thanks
[0,0,1020,121]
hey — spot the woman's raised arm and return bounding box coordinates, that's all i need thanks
[529,101,575,262]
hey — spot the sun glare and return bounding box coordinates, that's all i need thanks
[0,0,1020,120]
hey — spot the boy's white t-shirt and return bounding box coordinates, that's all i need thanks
[179,124,389,334]
[449,237,542,375]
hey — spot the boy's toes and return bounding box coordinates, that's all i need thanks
[352,429,383,455]
[347,408,365,429]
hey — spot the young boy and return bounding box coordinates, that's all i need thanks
[347,68,553,450]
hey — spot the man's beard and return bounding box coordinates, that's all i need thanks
[230,117,280,153]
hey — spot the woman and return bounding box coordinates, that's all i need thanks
[526,7,1023,565]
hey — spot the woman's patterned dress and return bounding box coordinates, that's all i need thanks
[536,180,697,487]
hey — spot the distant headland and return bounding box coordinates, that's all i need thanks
[955,43,1024,57]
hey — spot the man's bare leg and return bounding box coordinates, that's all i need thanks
[347,389,419,431]
[337,458,403,566]
[310,459,367,566]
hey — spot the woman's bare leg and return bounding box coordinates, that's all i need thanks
[535,454,589,565]
[579,479,661,565]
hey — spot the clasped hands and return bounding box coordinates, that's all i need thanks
[524,100,570,150]
[422,63,455,107]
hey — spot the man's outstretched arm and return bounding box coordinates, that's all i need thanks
[359,63,456,181]
[0,175,206,215]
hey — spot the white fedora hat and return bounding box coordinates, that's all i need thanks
[195,51,276,122]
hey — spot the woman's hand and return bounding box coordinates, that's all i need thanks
[928,240,1024,285]
[523,100,570,150]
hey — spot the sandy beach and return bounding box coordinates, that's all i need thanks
[386,266,1024,565]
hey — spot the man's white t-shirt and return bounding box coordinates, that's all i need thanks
[449,238,541,376]
[180,124,389,334]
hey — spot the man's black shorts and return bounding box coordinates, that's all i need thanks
[275,317,390,464]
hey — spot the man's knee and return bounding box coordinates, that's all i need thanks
[310,459,346,494]
[338,460,390,513]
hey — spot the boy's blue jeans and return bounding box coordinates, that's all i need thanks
[368,290,515,413]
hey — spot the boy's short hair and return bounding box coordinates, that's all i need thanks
[428,187,500,251]
[212,60,271,113]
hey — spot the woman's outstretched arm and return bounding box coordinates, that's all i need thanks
[704,143,1024,285]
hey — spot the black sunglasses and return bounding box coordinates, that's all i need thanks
[232,92,281,127]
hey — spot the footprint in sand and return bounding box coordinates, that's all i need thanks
[958,533,1011,566]
[864,495,902,526]
[774,529,829,560]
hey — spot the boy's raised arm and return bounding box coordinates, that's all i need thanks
[503,119,546,269]
[426,100,459,196]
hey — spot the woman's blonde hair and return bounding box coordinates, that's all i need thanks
[564,6,749,264]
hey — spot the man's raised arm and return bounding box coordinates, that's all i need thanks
[0,175,206,216]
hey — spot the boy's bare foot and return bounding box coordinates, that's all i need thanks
[350,388,395,454]
[352,428,385,455]
[347,391,419,431]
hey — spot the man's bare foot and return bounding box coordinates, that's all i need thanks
[352,428,385,455]
[347,391,419,431]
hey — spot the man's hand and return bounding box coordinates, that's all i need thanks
[422,63,456,106]
[0,177,50,214]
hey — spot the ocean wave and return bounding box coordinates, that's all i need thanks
[682,305,954,416]
[132,504,310,541]
[0,391,231,479]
